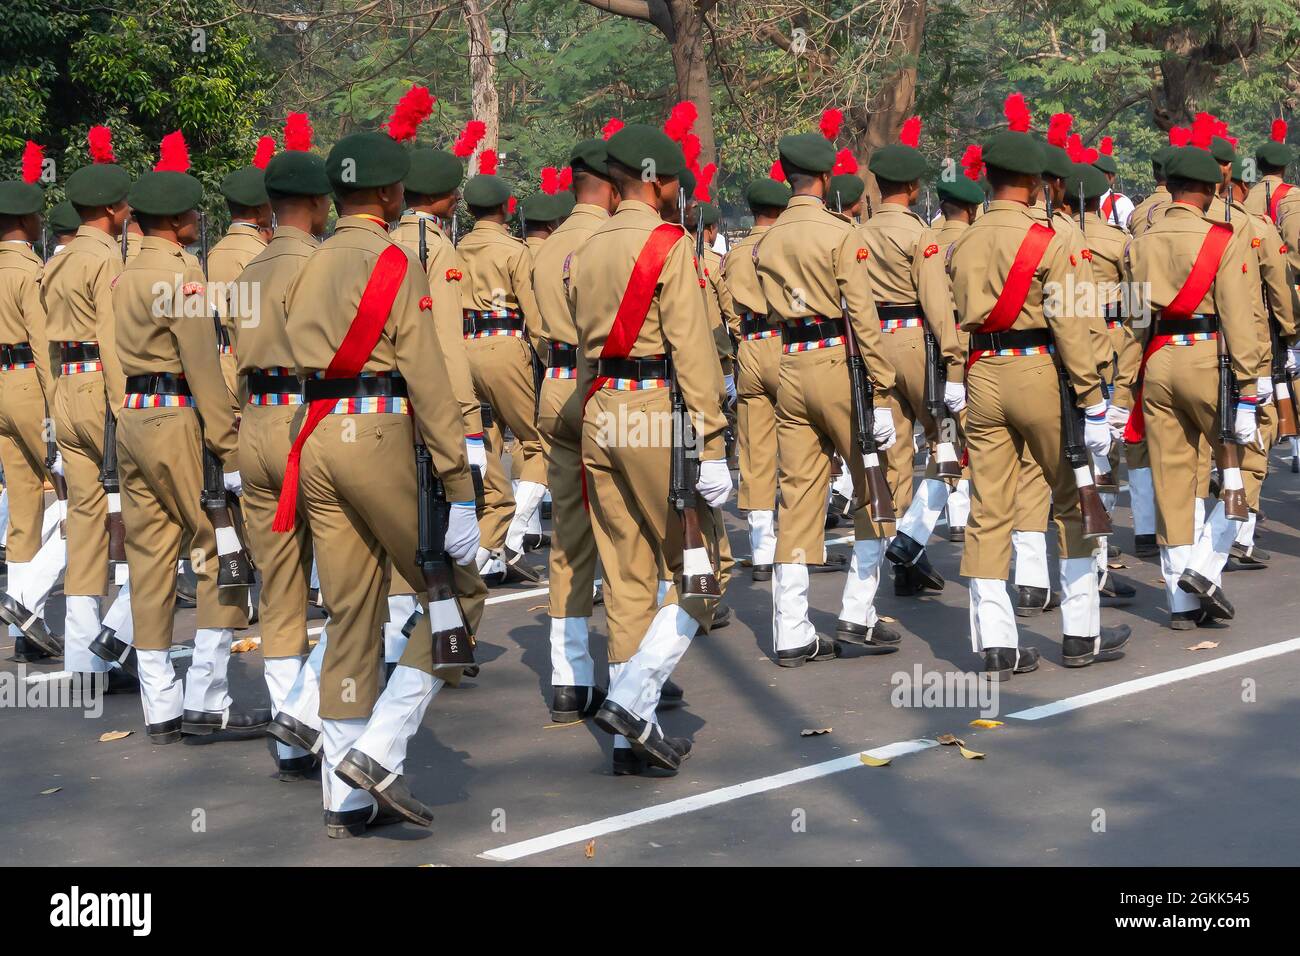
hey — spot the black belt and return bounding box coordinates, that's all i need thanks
[463,311,525,335]
[246,370,301,396]
[547,342,578,369]
[597,356,670,380]
[1155,314,1218,336]
[0,343,34,365]
[59,342,100,363]
[968,328,1053,352]
[125,372,191,396]
[878,303,922,322]
[303,375,408,402]
[1103,301,1123,320]
[739,313,772,337]
[781,317,845,347]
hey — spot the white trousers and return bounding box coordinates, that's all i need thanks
[1012,531,1049,589]
[136,649,184,726]
[946,478,971,528]
[839,538,886,629]
[264,655,308,761]
[1185,500,1237,586]
[550,616,594,686]
[772,563,815,652]
[353,664,441,773]
[280,629,327,741]
[182,627,234,714]
[897,479,951,544]
[606,605,697,721]
[1128,467,1156,537]
[969,578,1017,651]
[747,509,776,565]
[322,717,370,812]
[64,595,107,674]
[1160,544,1199,613]
[1058,556,1100,637]
[384,593,419,664]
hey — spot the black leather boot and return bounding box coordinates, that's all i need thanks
[1062,625,1131,667]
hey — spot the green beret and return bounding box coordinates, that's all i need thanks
[1210,136,1236,164]
[265,151,331,197]
[1164,147,1223,185]
[555,192,576,218]
[868,145,927,184]
[49,200,81,235]
[605,124,686,179]
[698,203,720,227]
[828,173,865,210]
[66,164,131,207]
[405,149,463,196]
[778,133,836,174]
[1040,142,1074,180]
[128,171,202,217]
[1092,153,1118,176]
[1256,139,1293,169]
[1066,163,1110,202]
[745,178,791,210]
[569,138,609,176]
[1230,156,1246,184]
[327,131,411,191]
[679,167,696,200]
[221,166,269,207]
[463,174,512,209]
[1152,145,1175,173]
[936,174,985,206]
[982,130,1046,177]
[520,192,559,223]
[0,181,44,217]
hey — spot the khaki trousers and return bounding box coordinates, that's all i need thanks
[238,402,313,659]
[116,406,248,651]
[0,368,49,564]
[582,388,720,662]
[479,416,514,550]
[774,347,891,565]
[297,413,486,719]
[538,376,597,618]
[1013,446,1052,534]
[464,335,545,485]
[736,336,781,511]
[53,371,109,595]
[960,354,1092,579]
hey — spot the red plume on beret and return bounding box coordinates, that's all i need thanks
[1004,93,1031,133]
[1047,113,1072,148]
[1271,118,1288,143]
[252,135,276,170]
[557,167,573,190]
[452,120,487,158]
[769,160,785,182]
[601,117,624,140]
[899,116,921,148]
[1169,126,1190,147]
[681,132,702,170]
[832,148,858,175]
[21,141,43,184]
[694,162,716,202]
[386,85,435,142]
[1066,133,1084,163]
[507,195,517,215]
[1190,112,1216,151]
[663,101,697,142]
[154,130,190,172]
[1099,135,1114,156]
[819,108,844,142]
[88,126,116,164]
[959,144,984,181]
[540,166,561,195]
[478,149,498,176]
[284,113,313,152]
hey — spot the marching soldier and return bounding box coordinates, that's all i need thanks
[1119,118,1264,628]
[49,202,81,252]
[569,124,729,773]
[110,132,258,741]
[39,127,137,689]
[1129,131,1181,240]
[756,130,900,664]
[949,94,1127,678]
[1093,137,1134,229]
[0,142,63,661]
[276,103,487,837]
[458,153,548,578]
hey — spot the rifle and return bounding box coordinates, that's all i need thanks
[923,327,961,479]
[1078,185,1118,491]
[100,411,126,563]
[1215,327,1250,520]
[120,214,130,262]
[1264,183,1300,438]
[1057,364,1112,538]
[408,430,474,667]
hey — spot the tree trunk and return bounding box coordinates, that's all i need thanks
[463,0,499,170]
[668,1,716,164]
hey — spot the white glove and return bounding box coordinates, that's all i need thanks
[50,451,64,477]
[446,502,481,565]
[1288,348,1300,375]
[871,407,896,450]
[1256,376,1274,406]
[723,373,737,407]
[943,381,966,413]
[1234,400,1258,446]
[695,458,733,508]
[223,470,243,496]
[1105,404,1130,441]
[1083,402,1111,458]
[464,436,486,472]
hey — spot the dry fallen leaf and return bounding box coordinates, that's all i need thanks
[969,719,1004,729]
[879,615,897,624]
[231,638,259,653]
[936,733,964,746]
[98,731,132,742]
[1107,561,1128,570]
[1186,641,1220,651]
[41,787,61,795]
[584,839,596,859]
[959,746,985,760]
[543,722,583,730]
[800,727,832,737]
[859,753,891,767]
[527,604,548,612]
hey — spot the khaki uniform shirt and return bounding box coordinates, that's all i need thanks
[0,242,53,400]
[1129,185,1172,238]
[701,246,734,371]
[1245,174,1300,290]
[567,198,727,458]
[39,225,127,410]
[112,236,239,464]
[719,225,770,339]
[935,218,971,367]
[208,224,267,338]
[283,215,473,502]
[754,194,895,395]
[231,224,317,380]
[391,213,483,435]
[948,199,1102,407]
[457,219,542,351]
[531,202,608,348]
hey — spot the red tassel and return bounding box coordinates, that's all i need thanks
[252,135,276,169]
[21,142,43,184]
[1099,135,1114,156]
[959,144,984,181]
[155,131,190,172]
[271,454,302,532]
[1169,126,1190,147]
[478,149,498,176]
[452,120,487,158]
[1272,118,1288,143]
[1190,113,1216,151]
[557,166,572,190]
[88,126,115,164]
[770,160,785,182]
[1004,93,1031,133]
[284,112,313,151]
[832,148,857,175]
[694,163,716,202]
[601,117,624,140]
[540,166,561,195]
[899,115,921,148]
[1047,113,1072,148]
[663,101,697,142]
[386,84,435,142]
[819,108,844,142]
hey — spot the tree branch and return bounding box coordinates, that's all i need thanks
[578,0,653,22]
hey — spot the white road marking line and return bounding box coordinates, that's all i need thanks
[24,669,71,684]
[477,738,938,862]
[1008,636,1300,721]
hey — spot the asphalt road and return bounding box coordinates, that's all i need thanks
[4,448,1299,867]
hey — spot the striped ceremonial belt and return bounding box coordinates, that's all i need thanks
[306,370,410,416]
[124,392,195,409]
[62,361,104,374]
[59,341,102,374]
[546,341,578,379]
[247,367,304,406]
[739,312,779,341]
[1,362,36,371]
[981,344,1054,357]
[123,371,193,409]
[463,308,524,339]
[1169,331,1217,346]
[1,342,36,371]
[607,377,668,390]
[880,317,923,331]
[781,315,844,354]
